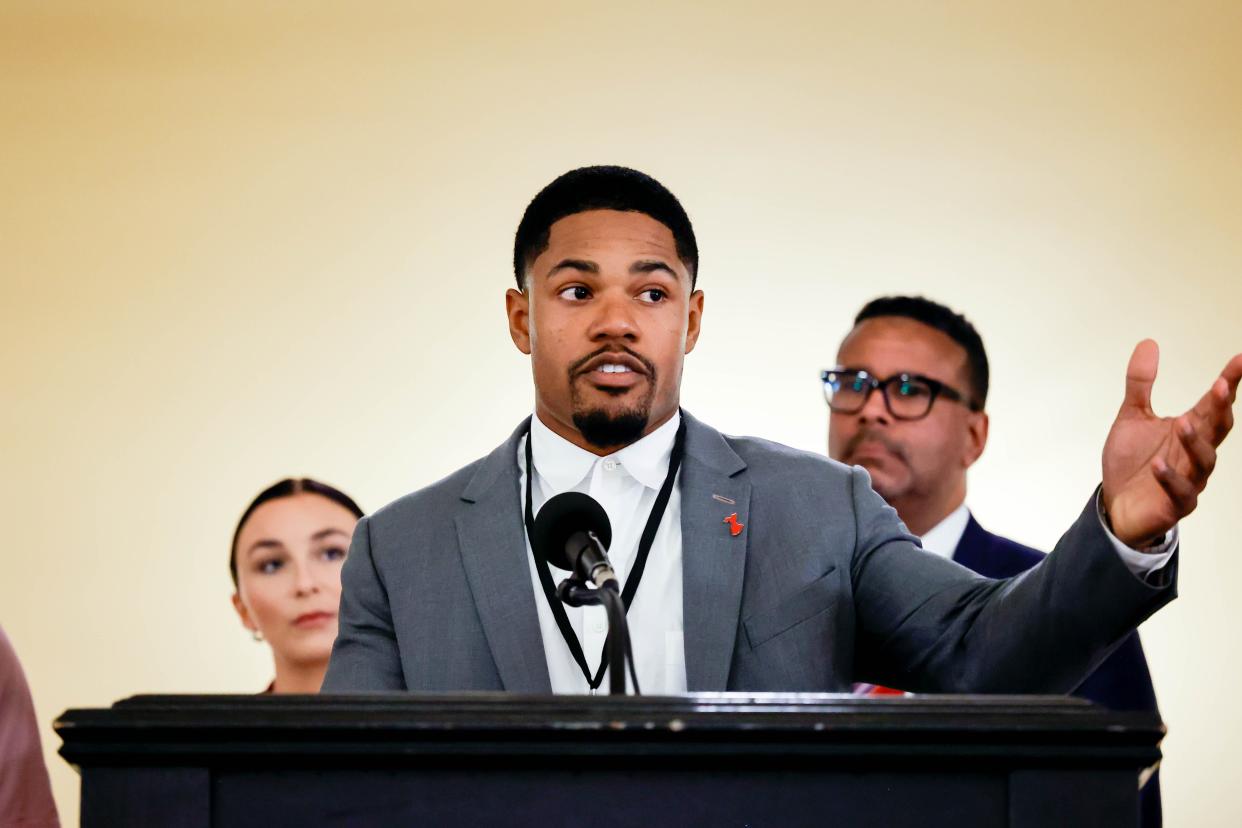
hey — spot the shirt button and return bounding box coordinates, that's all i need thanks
[592,619,606,633]
[603,459,618,472]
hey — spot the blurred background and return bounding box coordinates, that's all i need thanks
[2,1,1239,823]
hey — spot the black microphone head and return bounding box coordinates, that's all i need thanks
[531,491,612,571]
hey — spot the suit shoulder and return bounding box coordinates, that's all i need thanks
[993,533,1043,566]
[367,456,487,530]
[723,433,857,487]
[961,521,1046,575]
[986,532,1045,568]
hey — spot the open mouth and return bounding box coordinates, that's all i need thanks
[574,351,650,391]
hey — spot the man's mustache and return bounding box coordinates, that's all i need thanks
[843,429,908,464]
[568,345,656,378]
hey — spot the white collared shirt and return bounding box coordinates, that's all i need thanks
[919,503,973,560]
[519,412,686,694]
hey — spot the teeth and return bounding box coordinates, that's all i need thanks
[600,364,632,373]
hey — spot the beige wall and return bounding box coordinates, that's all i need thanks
[3,1,1239,823]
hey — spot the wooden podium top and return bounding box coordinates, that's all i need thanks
[57,692,1164,769]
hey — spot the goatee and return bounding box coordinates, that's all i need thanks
[567,344,658,450]
[572,408,650,449]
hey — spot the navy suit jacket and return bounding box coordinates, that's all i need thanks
[954,515,1162,827]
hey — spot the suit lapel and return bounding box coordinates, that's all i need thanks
[455,419,552,693]
[679,413,750,691]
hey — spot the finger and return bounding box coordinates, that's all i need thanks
[1213,377,1236,442]
[1175,416,1217,479]
[1153,456,1199,517]
[1122,339,1159,412]
[1220,353,1242,397]
[1193,354,1242,418]
[1191,377,1237,445]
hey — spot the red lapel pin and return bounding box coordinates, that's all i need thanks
[723,512,744,537]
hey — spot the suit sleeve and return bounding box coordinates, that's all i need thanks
[321,516,407,691]
[848,467,1177,693]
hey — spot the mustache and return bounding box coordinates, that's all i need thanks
[842,429,908,464]
[568,345,656,378]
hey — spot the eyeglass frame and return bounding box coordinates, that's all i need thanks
[820,368,983,421]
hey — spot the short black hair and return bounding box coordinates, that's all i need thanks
[229,477,364,587]
[513,165,698,289]
[853,295,990,408]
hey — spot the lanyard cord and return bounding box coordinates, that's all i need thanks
[523,415,687,691]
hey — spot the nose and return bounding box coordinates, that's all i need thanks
[856,385,891,426]
[292,560,320,597]
[587,289,639,342]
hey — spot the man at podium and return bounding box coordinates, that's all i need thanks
[323,165,1240,696]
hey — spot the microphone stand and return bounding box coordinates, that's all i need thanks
[556,579,637,695]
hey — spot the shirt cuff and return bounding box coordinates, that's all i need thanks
[1096,492,1178,578]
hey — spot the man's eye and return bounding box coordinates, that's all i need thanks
[638,288,666,303]
[558,286,591,301]
[898,382,929,398]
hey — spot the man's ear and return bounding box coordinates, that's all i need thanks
[506,288,532,355]
[963,411,989,469]
[684,290,705,354]
[232,592,257,632]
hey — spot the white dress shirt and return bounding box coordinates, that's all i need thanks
[519,412,686,694]
[919,503,974,560]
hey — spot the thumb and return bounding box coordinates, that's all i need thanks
[1122,339,1159,412]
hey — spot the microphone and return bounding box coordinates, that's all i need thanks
[532,492,618,591]
[532,491,637,695]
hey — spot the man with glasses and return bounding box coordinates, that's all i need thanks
[825,295,1161,825]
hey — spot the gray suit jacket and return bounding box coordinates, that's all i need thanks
[323,412,1176,694]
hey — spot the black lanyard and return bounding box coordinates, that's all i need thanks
[524,415,687,691]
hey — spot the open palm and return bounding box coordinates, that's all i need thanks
[1102,340,1242,548]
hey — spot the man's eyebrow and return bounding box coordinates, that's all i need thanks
[245,539,285,558]
[311,528,350,542]
[546,259,598,277]
[630,259,679,277]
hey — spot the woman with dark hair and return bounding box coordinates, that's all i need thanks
[230,479,363,693]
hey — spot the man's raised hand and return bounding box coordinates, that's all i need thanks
[1101,340,1242,548]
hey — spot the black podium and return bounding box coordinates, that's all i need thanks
[56,693,1162,827]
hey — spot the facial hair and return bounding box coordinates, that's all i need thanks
[841,427,912,501]
[568,345,658,449]
[842,428,909,466]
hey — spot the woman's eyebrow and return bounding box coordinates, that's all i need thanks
[245,539,285,557]
[311,528,351,542]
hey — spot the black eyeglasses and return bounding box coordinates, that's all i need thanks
[821,369,981,421]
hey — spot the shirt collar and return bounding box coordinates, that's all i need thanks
[612,412,680,490]
[918,503,971,560]
[529,411,680,492]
